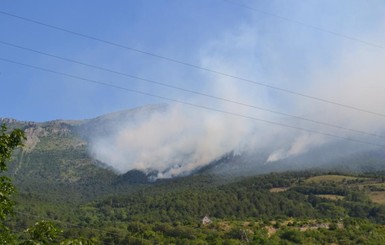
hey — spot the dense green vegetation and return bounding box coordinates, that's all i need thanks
[7,170,385,244]
[3,121,385,243]
[0,125,90,244]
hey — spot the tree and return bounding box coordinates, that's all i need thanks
[0,124,90,244]
[21,220,62,244]
[0,124,25,243]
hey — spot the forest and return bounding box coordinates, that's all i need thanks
[9,170,385,244]
[3,125,385,244]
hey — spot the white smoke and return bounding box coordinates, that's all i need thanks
[266,133,327,162]
[90,104,254,177]
[89,1,385,177]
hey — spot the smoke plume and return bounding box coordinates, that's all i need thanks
[89,1,385,177]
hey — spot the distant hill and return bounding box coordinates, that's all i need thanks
[1,104,384,200]
[1,105,167,201]
[199,144,385,177]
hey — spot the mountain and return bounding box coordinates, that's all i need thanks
[1,105,168,202]
[2,106,385,243]
[1,104,385,198]
[200,143,385,177]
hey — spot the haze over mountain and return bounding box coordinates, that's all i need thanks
[1,2,385,181]
[3,2,385,243]
[2,104,384,183]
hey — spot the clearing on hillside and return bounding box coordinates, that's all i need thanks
[269,187,289,193]
[305,175,367,184]
[316,194,344,200]
[368,191,385,205]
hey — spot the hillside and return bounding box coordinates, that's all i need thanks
[7,170,385,244]
[1,106,168,201]
[2,106,385,243]
[1,105,385,202]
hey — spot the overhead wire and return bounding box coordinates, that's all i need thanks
[2,5,384,242]
[0,57,384,148]
[223,0,385,51]
[0,40,384,140]
[1,7,384,240]
[0,10,385,118]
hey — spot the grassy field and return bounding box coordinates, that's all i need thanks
[268,174,384,203]
[304,175,367,184]
[304,174,385,204]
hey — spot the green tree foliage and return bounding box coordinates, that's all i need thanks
[0,124,25,218]
[21,221,62,244]
[0,125,89,244]
[5,123,385,243]
[0,124,25,243]
[0,124,25,171]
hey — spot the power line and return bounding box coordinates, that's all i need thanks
[0,57,384,148]
[1,40,384,140]
[1,10,385,118]
[224,0,385,50]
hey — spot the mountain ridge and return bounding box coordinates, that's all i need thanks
[1,104,385,188]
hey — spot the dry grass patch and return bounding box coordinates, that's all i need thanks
[269,187,289,193]
[368,191,385,205]
[305,175,366,184]
[217,222,231,232]
[265,226,277,237]
[316,194,344,200]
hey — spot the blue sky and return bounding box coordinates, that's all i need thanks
[1,0,385,122]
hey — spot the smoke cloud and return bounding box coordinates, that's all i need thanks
[89,1,385,177]
[90,104,254,177]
